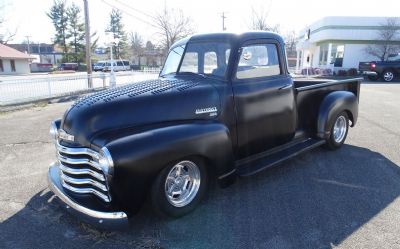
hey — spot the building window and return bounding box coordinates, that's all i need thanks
[319,44,329,66]
[331,44,344,67]
[0,59,3,72]
[10,59,16,72]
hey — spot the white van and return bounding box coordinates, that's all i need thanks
[93,61,106,72]
[102,60,130,72]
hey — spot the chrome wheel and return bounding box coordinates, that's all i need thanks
[164,160,201,207]
[383,71,394,82]
[333,116,347,143]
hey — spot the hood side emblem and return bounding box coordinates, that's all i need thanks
[195,107,218,116]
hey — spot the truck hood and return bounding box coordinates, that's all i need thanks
[61,77,221,147]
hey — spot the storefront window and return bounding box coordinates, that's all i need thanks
[319,44,328,65]
[331,44,344,67]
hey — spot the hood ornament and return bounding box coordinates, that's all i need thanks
[58,129,75,142]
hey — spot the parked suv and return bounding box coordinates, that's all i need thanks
[58,63,78,71]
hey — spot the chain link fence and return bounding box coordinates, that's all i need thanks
[0,69,160,106]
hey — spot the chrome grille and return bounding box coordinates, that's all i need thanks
[56,142,111,202]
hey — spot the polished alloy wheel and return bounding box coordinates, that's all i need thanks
[333,116,347,143]
[383,71,394,82]
[164,160,201,207]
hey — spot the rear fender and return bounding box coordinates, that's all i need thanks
[317,91,358,139]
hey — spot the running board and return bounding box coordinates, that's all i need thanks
[236,138,325,177]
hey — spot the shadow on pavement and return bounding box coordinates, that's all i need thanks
[1,145,400,248]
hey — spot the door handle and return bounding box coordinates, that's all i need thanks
[279,84,292,90]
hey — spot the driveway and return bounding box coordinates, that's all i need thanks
[0,81,400,249]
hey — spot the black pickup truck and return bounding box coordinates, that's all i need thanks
[48,32,361,228]
[359,57,400,82]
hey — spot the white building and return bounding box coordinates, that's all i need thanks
[0,43,33,75]
[296,16,400,73]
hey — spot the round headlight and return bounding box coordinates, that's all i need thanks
[49,121,58,140]
[99,147,114,176]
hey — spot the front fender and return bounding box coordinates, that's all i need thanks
[104,122,234,213]
[317,91,358,139]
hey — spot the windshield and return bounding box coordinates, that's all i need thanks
[160,41,231,79]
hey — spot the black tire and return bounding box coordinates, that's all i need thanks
[323,112,349,150]
[150,158,208,218]
[382,70,395,82]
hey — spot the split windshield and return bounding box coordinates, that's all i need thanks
[160,41,231,79]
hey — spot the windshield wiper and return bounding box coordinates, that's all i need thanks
[178,71,207,79]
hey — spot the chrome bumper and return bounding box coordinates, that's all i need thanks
[48,162,128,229]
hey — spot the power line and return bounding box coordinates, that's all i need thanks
[102,0,157,28]
[114,0,156,20]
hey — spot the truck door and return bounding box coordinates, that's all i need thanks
[232,40,297,158]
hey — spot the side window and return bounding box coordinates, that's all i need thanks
[236,43,281,79]
[204,52,217,74]
[117,61,123,66]
[180,52,198,73]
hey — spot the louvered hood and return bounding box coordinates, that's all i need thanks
[61,77,221,146]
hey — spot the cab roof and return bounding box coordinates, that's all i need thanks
[171,31,284,49]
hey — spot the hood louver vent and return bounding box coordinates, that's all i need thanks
[72,79,201,108]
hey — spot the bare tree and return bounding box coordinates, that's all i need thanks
[0,2,18,44]
[153,8,195,54]
[364,17,400,61]
[249,6,280,33]
[129,31,144,65]
[283,30,298,56]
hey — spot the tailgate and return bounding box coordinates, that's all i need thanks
[359,62,371,72]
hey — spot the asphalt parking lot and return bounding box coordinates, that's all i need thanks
[1,80,400,249]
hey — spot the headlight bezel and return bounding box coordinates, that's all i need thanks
[49,121,59,141]
[99,147,114,176]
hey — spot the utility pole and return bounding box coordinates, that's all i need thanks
[221,12,227,31]
[83,0,93,88]
[25,36,31,55]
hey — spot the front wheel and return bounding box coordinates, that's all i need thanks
[151,159,208,217]
[324,112,349,150]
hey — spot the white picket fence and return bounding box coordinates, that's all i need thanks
[0,69,160,105]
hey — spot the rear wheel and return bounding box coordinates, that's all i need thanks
[382,70,395,82]
[151,158,208,217]
[324,112,349,150]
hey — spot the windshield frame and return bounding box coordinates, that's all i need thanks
[160,40,232,81]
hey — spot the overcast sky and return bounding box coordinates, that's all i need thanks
[1,0,399,46]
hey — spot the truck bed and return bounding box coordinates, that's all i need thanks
[294,78,362,134]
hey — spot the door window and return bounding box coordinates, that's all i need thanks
[236,44,281,79]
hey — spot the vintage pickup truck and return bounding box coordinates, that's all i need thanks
[48,32,361,228]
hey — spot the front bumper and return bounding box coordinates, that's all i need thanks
[48,162,129,229]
